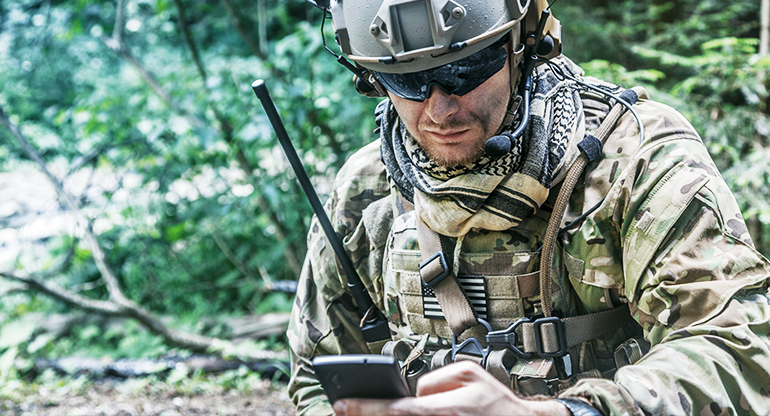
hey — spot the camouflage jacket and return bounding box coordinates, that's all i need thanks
[287,88,770,416]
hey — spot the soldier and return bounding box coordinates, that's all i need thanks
[287,0,770,415]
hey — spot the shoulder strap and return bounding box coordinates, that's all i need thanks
[416,219,480,336]
[499,88,640,361]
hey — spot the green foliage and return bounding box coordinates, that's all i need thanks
[0,0,372,323]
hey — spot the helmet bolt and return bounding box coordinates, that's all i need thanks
[370,25,380,36]
[452,7,464,19]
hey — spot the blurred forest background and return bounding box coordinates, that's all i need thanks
[0,0,768,404]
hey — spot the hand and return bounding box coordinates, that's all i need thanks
[332,360,572,416]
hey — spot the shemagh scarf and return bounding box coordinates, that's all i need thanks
[380,56,586,237]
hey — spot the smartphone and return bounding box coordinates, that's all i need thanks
[312,354,411,403]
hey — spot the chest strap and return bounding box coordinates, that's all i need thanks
[416,219,480,336]
[539,89,640,317]
[486,303,632,358]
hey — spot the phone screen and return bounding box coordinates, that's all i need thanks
[312,354,411,403]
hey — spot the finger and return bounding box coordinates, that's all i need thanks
[415,360,488,396]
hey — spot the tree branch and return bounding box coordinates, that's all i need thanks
[171,0,303,275]
[762,0,769,57]
[0,268,219,353]
[0,105,220,353]
[1,106,127,300]
[67,138,145,177]
[103,0,205,129]
[0,270,285,360]
[105,41,205,129]
[220,0,267,61]
[0,282,30,297]
[0,270,122,314]
[113,0,126,46]
[173,0,208,82]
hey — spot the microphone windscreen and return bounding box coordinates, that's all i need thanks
[485,134,512,159]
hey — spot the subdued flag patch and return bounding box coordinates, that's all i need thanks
[422,276,487,319]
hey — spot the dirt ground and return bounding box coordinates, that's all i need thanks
[1,378,296,416]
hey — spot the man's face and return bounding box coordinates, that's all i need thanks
[387,57,510,168]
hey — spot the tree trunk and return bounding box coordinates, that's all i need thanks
[762,0,769,56]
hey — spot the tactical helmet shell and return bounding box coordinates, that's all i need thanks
[312,0,560,74]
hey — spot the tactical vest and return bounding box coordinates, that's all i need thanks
[378,89,649,396]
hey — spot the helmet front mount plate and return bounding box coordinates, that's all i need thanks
[370,0,466,61]
[328,0,530,73]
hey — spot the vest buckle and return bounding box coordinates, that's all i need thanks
[486,317,533,359]
[419,251,452,288]
[532,316,567,358]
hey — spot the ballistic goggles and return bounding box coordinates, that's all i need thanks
[372,35,509,102]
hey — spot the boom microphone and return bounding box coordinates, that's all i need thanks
[485,132,515,159]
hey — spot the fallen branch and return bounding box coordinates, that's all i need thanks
[26,311,290,344]
[35,354,289,381]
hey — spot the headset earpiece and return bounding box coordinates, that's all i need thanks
[354,70,387,98]
[537,34,554,56]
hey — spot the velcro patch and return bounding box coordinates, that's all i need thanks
[423,276,487,320]
[636,210,655,233]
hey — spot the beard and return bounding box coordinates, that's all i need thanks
[412,114,491,168]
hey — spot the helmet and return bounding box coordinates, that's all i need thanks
[309,0,561,75]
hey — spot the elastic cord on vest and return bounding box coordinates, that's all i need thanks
[538,87,639,317]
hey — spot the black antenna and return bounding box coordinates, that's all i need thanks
[251,80,391,344]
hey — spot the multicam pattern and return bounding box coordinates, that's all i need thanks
[287,86,770,415]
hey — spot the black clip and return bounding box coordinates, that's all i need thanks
[451,319,493,366]
[485,317,533,359]
[533,317,567,358]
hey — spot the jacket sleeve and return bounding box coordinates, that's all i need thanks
[560,102,770,415]
[287,140,391,416]
[287,227,369,416]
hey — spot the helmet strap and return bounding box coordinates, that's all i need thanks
[499,0,562,133]
[498,29,526,132]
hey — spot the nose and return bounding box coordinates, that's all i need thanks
[424,85,459,124]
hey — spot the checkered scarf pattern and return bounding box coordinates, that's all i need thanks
[380,57,586,237]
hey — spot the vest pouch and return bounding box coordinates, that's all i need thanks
[486,349,517,385]
[381,339,412,362]
[404,358,430,395]
[393,250,550,339]
[365,338,390,355]
[430,349,452,370]
[613,336,650,369]
[514,377,550,397]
